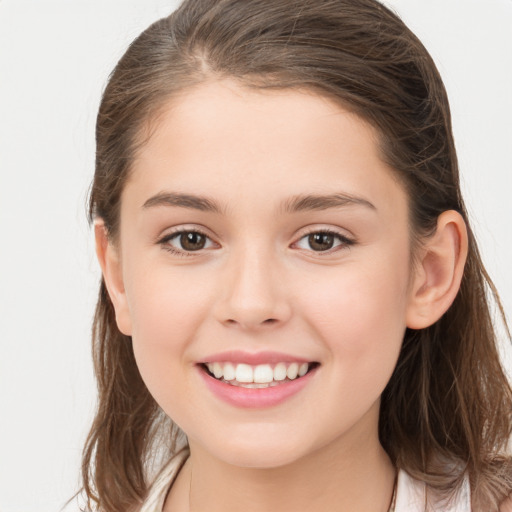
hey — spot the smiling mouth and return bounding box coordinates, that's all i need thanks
[201,361,320,388]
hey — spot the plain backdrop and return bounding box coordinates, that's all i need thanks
[0,1,511,511]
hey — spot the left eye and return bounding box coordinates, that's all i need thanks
[163,230,215,252]
[295,231,351,252]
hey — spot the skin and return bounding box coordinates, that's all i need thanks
[96,80,468,511]
[501,496,512,512]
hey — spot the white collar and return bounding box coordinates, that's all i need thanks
[395,469,471,512]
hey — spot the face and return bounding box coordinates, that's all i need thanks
[108,80,418,469]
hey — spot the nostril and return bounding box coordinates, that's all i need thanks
[224,318,278,327]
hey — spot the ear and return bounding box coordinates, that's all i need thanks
[94,221,133,336]
[406,210,468,329]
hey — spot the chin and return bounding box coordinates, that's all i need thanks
[194,427,319,469]
[219,446,305,469]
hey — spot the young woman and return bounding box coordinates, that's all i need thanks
[81,0,512,510]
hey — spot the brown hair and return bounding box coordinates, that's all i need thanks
[83,0,512,510]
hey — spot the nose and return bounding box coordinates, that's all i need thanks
[214,247,292,330]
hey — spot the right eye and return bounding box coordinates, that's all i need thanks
[159,230,216,255]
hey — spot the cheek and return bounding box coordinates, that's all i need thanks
[298,253,410,388]
[126,262,211,342]
[303,285,406,429]
[124,266,211,408]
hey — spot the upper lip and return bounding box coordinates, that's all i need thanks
[198,350,314,366]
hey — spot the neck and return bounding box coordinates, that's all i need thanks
[165,408,395,512]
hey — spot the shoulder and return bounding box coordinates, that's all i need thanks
[395,469,471,512]
[140,448,190,512]
[500,495,512,512]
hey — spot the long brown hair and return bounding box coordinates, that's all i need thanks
[83,0,512,510]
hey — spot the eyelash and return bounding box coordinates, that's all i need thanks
[157,228,355,257]
[293,228,355,254]
[157,229,215,257]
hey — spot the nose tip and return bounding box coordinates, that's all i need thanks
[220,294,290,330]
[214,253,291,330]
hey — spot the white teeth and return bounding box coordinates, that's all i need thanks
[253,364,273,383]
[235,363,253,383]
[205,361,312,384]
[223,363,236,381]
[213,362,223,379]
[286,362,299,379]
[273,362,287,381]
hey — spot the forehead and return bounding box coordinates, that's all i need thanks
[138,80,378,163]
[126,79,407,218]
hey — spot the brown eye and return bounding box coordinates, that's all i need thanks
[179,231,207,251]
[308,233,335,251]
[294,230,354,253]
[160,230,215,254]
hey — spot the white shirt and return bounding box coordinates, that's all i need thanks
[395,469,471,512]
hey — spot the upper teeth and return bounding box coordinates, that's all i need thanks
[206,362,309,383]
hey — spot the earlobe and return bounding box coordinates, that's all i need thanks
[94,221,133,336]
[406,210,468,329]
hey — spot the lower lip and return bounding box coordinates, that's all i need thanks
[198,366,317,409]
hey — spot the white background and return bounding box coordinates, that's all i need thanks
[0,1,511,511]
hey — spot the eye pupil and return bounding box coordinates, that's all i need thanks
[308,233,334,251]
[180,232,206,251]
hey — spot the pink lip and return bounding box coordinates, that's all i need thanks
[198,350,311,365]
[197,364,318,409]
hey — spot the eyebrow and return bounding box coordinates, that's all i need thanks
[142,192,224,214]
[142,191,376,215]
[281,193,376,214]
